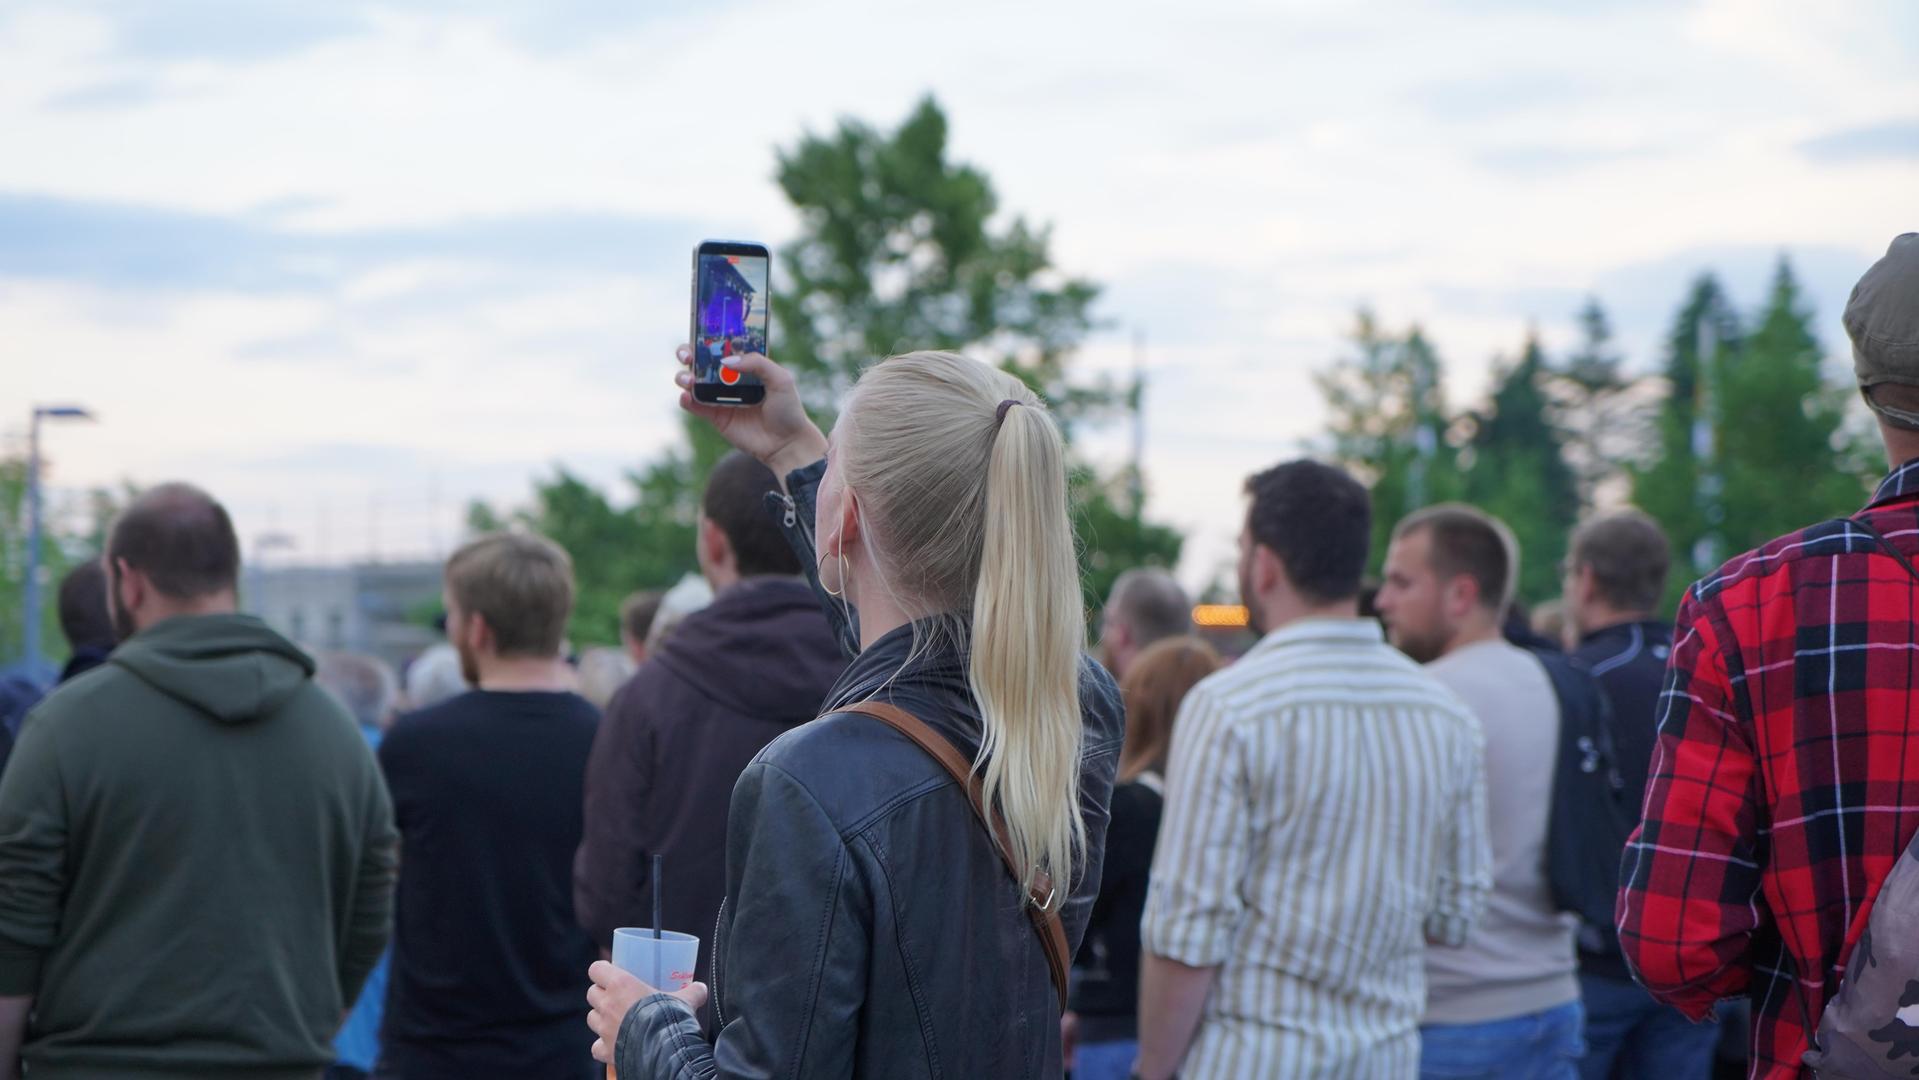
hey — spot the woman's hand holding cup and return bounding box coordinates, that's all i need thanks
[587,959,708,1066]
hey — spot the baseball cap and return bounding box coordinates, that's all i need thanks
[1847,233,1919,427]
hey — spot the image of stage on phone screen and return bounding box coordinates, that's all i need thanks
[694,252,769,390]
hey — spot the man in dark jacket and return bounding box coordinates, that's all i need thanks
[0,483,398,1080]
[1564,510,1718,1078]
[574,451,845,1013]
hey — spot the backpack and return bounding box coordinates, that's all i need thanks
[1804,515,1919,1078]
[1532,647,1638,937]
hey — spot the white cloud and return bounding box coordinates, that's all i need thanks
[1,0,1915,588]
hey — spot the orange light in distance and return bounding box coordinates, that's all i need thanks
[1192,604,1250,628]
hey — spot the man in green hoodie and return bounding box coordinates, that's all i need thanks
[0,483,398,1080]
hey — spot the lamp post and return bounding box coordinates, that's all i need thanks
[24,405,95,673]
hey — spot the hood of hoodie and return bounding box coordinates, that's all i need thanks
[109,613,315,724]
[654,576,846,721]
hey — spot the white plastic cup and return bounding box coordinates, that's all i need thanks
[611,928,700,992]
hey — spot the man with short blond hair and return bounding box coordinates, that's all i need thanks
[378,530,599,1079]
[1376,504,1582,1080]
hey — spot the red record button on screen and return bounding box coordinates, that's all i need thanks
[719,365,742,386]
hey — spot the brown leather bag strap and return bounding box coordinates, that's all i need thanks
[838,699,1072,1011]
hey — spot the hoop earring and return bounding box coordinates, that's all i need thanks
[820,546,849,599]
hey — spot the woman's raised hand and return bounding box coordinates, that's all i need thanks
[675,346,828,478]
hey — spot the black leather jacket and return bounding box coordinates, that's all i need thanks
[614,459,1123,1079]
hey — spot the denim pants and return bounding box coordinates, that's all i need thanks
[1421,1000,1585,1080]
[1074,1038,1138,1080]
[1577,973,1719,1080]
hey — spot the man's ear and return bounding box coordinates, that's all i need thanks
[1444,574,1481,622]
[699,517,731,569]
[114,558,144,614]
[468,613,494,656]
[1253,543,1283,599]
[1573,564,1598,609]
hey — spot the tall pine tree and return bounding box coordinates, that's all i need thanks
[1715,257,1872,550]
[1465,334,1580,604]
[1631,274,1744,602]
[1632,262,1875,608]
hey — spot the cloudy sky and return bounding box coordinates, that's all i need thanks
[3,0,1915,589]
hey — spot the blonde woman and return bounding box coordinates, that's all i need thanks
[586,348,1123,1078]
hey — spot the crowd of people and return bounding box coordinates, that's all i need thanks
[0,233,1912,1080]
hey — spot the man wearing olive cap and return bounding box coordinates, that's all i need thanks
[1618,233,1919,1078]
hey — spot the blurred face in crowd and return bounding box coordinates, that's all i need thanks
[1375,527,1453,664]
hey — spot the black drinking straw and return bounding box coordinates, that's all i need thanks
[651,854,664,986]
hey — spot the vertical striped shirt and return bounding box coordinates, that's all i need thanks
[1141,618,1491,1078]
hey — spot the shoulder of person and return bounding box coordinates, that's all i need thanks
[14,659,157,746]
[18,659,120,723]
[1691,517,1860,607]
[608,651,696,717]
[380,694,469,754]
[747,710,952,836]
[1076,654,1125,746]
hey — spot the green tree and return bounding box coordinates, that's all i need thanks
[1464,334,1580,603]
[1714,258,1873,551]
[1548,298,1647,509]
[1632,263,1875,607]
[772,97,1110,432]
[776,95,1179,614]
[476,96,1182,639]
[1318,311,1464,571]
[1073,464,1184,617]
[1631,274,1744,601]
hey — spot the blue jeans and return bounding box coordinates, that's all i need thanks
[1421,1000,1585,1080]
[1074,1038,1138,1080]
[1578,973,1718,1080]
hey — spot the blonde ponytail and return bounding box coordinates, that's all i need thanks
[838,352,1086,900]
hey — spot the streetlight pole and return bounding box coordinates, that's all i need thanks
[23,405,94,674]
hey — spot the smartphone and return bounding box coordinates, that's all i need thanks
[689,240,771,406]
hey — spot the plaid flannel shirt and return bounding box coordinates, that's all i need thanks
[1617,458,1919,1078]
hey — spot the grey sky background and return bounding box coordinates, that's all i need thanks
[3,0,1915,589]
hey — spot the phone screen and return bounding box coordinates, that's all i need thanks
[692,245,769,398]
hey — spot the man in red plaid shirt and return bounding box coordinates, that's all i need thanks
[1618,233,1919,1078]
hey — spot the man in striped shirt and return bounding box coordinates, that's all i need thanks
[1136,460,1491,1079]
[1376,505,1584,1079]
